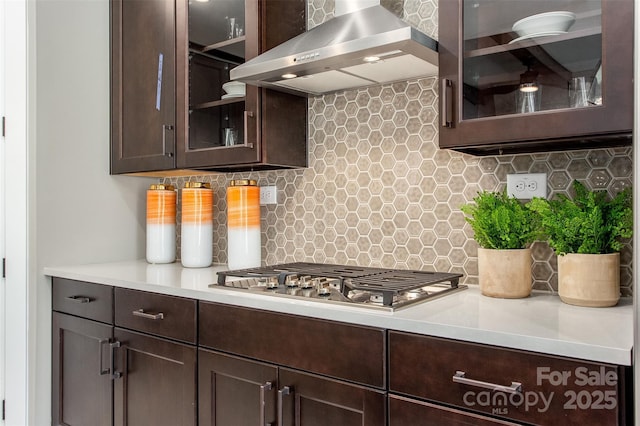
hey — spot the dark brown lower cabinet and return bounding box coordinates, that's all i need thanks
[198,349,386,426]
[389,395,519,426]
[113,328,197,426]
[53,279,631,426]
[198,349,278,425]
[278,367,386,426]
[389,331,630,426]
[52,312,113,426]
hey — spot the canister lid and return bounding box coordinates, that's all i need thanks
[184,182,211,189]
[149,184,175,191]
[229,179,257,186]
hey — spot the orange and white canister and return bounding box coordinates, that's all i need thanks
[146,184,176,264]
[181,182,213,268]
[227,180,261,269]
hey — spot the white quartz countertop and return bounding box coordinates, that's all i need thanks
[44,260,634,366]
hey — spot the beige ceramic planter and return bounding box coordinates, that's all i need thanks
[478,248,532,298]
[557,253,620,307]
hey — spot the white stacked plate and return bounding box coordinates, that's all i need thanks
[510,11,576,44]
[222,81,246,99]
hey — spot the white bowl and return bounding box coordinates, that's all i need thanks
[222,81,246,96]
[512,11,576,37]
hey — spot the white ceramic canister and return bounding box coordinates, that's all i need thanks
[227,179,261,269]
[146,184,176,264]
[181,182,213,268]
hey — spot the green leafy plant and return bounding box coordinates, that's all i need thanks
[461,190,541,250]
[527,180,632,255]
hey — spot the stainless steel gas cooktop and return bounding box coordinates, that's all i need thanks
[212,262,466,311]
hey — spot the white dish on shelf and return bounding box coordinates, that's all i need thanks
[508,30,567,44]
[222,81,246,96]
[221,93,245,99]
[512,11,576,37]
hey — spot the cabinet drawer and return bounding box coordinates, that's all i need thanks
[52,278,113,323]
[389,394,519,426]
[389,332,627,425]
[115,288,197,344]
[199,302,386,388]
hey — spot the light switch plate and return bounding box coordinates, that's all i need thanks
[260,185,277,205]
[506,173,547,199]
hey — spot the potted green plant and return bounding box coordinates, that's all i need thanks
[461,190,541,298]
[528,180,632,307]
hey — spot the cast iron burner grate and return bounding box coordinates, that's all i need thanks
[216,262,464,309]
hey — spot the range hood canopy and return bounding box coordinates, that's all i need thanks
[230,1,438,97]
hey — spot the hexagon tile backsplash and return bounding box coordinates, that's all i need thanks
[164,0,633,294]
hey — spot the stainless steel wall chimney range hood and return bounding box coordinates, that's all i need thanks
[230,0,439,97]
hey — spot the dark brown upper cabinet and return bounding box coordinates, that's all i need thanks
[110,0,307,174]
[438,0,633,155]
[110,0,178,173]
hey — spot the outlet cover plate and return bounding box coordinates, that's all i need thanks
[506,173,547,199]
[260,185,277,205]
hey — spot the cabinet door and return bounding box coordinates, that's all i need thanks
[52,313,113,426]
[278,368,386,426]
[438,0,632,154]
[178,0,306,170]
[113,328,197,426]
[389,395,519,426]
[198,349,278,426]
[110,0,177,173]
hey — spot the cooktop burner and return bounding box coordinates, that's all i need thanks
[213,262,466,311]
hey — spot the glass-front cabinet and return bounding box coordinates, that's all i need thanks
[438,0,632,155]
[187,1,249,153]
[177,0,307,170]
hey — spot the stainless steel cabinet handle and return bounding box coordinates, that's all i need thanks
[98,339,110,375]
[277,386,292,426]
[162,124,174,157]
[441,78,453,128]
[110,341,122,380]
[132,309,164,320]
[243,111,255,148]
[66,295,91,303]
[259,381,272,426]
[453,371,522,394]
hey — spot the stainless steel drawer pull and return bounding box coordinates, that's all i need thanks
[66,295,91,303]
[277,386,292,426]
[132,309,164,320]
[162,124,174,157]
[441,78,453,128]
[243,111,255,148]
[98,339,110,375]
[110,341,122,380]
[453,371,522,394]
[259,381,272,426]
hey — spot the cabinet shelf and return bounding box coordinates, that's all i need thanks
[200,36,245,54]
[189,37,246,64]
[190,97,245,111]
[464,27,602,58]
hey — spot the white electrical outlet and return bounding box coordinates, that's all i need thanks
[506,173,547,199]
[260,185,277,205]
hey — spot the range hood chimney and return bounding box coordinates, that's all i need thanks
[230,0,438,97]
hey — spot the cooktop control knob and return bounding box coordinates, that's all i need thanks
[265,276,279,289]
[299,275,313,289]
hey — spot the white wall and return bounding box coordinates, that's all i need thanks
[634,0,640,422]
[4,0,29,424]
[32,0,154,424]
